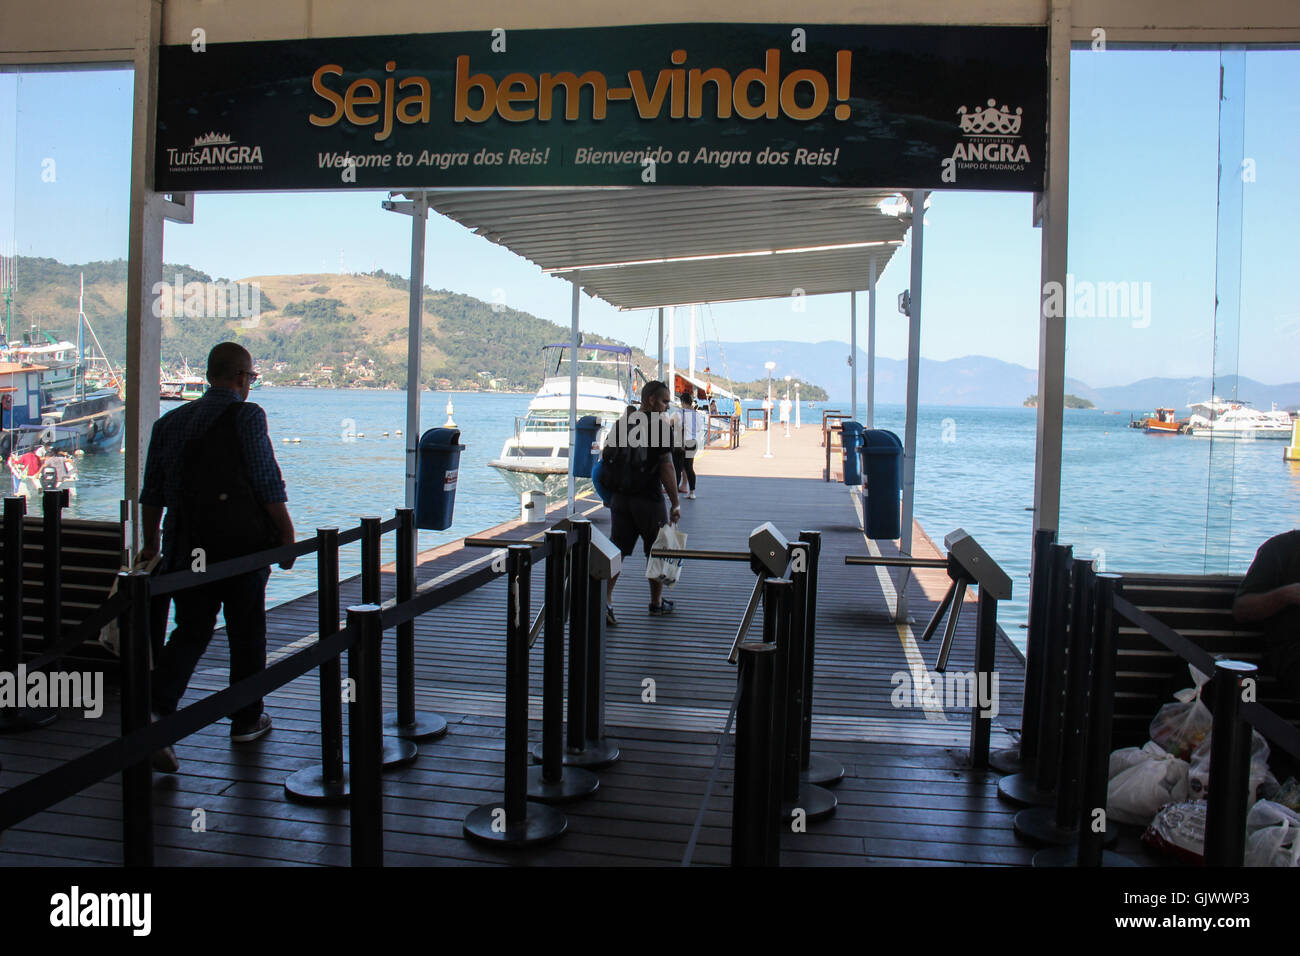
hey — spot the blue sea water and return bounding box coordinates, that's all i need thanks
[58,391,1300,644]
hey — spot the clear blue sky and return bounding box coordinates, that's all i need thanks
[2,49,1297,388]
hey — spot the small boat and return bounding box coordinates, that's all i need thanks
[6,449,78,499]
[1185,397,1294,440]
[1141,407,1184,434]
[489,342,639,499]
[161,361,209,401]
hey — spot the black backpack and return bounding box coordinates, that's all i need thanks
[600,414,662,498]
[178,403,278,564]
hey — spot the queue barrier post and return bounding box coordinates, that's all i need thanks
[120,570,154,867]
[999,543,1072,807]
[781,541,835,822]
[285,527,349,803]
[347,604,385,866]
[359,515,418,770]
[1,495,56,732]
[1204,659,1258,867]
[41,490,67,657]
[383,507,448,741]
[732,636,781,864]
[797,530,844,787]
[528,529,599,803]
[465,545,567,846]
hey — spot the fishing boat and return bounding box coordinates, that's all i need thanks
[1184,397,1293,440]
[488,342,639,498]
[161,360,209,401]
[6,447,78,500]
[1140,407,1184,434]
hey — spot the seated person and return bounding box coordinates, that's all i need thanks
[1234,529,1300,699]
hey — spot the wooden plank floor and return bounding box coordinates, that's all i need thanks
[1,472,1050,867]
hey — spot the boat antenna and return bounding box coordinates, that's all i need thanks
[1,242,14,344]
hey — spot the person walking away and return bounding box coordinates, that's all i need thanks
[602,380,681,624]
[680,390,701,499]
[139,342,295,772]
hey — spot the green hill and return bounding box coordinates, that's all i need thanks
[2,256,827,399]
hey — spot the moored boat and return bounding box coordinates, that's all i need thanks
[1141,407,1184,434]
[1184,397,1293,440]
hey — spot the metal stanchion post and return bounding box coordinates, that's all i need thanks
[383,507,448,740]
[583,548,619,765]
[529,530,598,802]
[733,639,780,867]
[1072,573,1136,868]
[969,586,997,769]
[2,496,55,732]
[991,528,1056,775]
[466,545,567,846]
[41,489,67,655]
[797,531,843,786]
[347,604,385,866]
[781,542,835,822]
[999,543,1071,807]
[286,528,349,803]
[1204,660,1257,867]
[120,570,154,867]
[359,515,417,768]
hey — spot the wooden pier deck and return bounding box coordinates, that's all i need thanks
[1,426,1045,867]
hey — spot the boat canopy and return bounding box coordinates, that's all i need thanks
[542,343,632,355]
[672,369,739,402]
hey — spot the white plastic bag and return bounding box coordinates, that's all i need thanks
[1187,730,1277,807]
[1245,800,1300,867]
[1107,741,1190,826]
[98,552,162,656]
[645,524,687,586]
[1149,664,1213,760]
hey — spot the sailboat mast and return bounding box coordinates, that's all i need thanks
[78,273,85,401]
[688,304,696,389]
[667,305,675,394]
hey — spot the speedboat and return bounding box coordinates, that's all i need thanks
[1184,397,1293,440]
[489,342,639,498]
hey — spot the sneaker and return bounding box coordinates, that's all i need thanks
[688,491,696,499]
[151,712,179,773]
[231,713,273,743]
[649,599,675,616]
[606,606,619,627]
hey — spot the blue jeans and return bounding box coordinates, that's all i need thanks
[151,567,271,726]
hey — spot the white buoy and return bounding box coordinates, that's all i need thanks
[396,429,403,436]
[357,432,365,438]
[382,431,389,437]
[445,398,457,428]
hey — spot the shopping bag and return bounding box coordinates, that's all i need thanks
[645,524,687,586]
[1107,741,1190,826]
[1142,801,1206,864]
[98,552,162,656]
[1149,663,1213,760]
[1187,729,1277,806]
[1245,800,1300,867]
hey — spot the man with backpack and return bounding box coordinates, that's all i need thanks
[138,342,294,772]
[601,380,681,624]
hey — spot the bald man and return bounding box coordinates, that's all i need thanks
[141,342,294,770]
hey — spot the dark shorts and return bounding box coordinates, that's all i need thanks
[610,493,668,558]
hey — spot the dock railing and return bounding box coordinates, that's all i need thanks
[0,494,601,864]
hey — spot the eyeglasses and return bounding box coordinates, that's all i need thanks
[238,370,260,382]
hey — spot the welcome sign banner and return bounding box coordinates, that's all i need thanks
[155,23,1047,192]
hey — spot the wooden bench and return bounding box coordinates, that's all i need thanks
[1113,572,1300,773]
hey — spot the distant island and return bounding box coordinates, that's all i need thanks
[1024,393,1094,409]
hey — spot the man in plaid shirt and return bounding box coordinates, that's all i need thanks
[140,342,295,770]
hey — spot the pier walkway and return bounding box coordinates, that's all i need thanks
[0,424,1034,866]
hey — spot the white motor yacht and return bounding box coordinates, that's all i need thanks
[1184,397,1294,440]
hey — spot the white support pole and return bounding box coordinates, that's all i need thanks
[897,190,926,622]
[657,306,664,382]
[123,0,163,551]
[1032,0,1071,541]
[403,193,429,509]
[850,291,858,420]
[568,277,580,514]
[667,305,675,391]
[688,303,697,384]
[867,256,877,430]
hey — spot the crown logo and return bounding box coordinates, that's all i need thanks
[192,131,233,146]
[957,99,1023,136]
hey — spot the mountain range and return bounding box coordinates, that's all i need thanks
[684,341,1300,412]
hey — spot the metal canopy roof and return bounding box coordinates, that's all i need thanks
[416,187,912,310]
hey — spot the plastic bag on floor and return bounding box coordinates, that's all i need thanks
[1107,741,1190,826]
[98,552,162,656]
[1187,730,1277,806]
[1149,664,1213,761]
[1245,800,1300,867]
[1142,801,1206,864]
[645,524,687,586]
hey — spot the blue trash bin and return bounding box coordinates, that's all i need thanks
[840,420,865,486]
[861,429,903,539]
[415,426,465,531]
[573,415,601,479]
